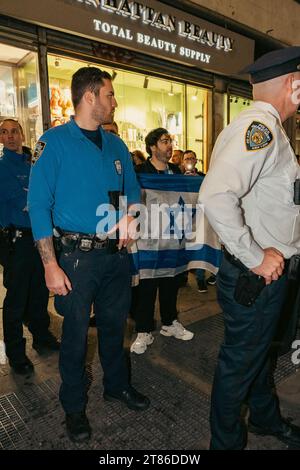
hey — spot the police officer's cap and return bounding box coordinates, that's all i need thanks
[240,46,300,84]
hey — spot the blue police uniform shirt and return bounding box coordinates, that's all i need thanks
[0,148,31,228]
[28,117,141,240]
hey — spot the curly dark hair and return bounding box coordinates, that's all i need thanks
[145,128,169,156]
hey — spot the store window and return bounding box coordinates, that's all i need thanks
[229,95,251,122]
[47,54,209,165]
[0,43,43,152]
[115,74,184,153]
[186,85,209,173]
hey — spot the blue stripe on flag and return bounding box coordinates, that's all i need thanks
[129,173,221,279]
[130,246,222,274]
[137,173,204,192]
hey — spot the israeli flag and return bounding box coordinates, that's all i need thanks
[128,174,222,282]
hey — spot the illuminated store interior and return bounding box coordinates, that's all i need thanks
[0,42,256,173]
[0,43,43,151]
[47,55,210,171]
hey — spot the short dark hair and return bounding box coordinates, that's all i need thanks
[71,67,112,109]
[145,128,169,156]
[183,150,197,158]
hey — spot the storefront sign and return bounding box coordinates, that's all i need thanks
[0,0,254,75]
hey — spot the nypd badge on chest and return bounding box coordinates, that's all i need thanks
[114,159,122,175]
[245,121,273,151]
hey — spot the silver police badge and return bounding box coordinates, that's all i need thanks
[114,159,122,175]
[32,141,47,164]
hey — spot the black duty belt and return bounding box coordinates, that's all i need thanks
[58,230,110,252]
[223,247,292,276]
[223,248,247,272]
[223,248,300,307]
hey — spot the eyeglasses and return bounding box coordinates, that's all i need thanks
[159,138,174,145]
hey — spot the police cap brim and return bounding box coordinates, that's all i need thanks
[240,46,300,84]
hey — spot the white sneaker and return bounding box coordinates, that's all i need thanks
[160,320,194,341]
[130,333,154,354]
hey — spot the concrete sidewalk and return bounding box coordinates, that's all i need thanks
[0,270,299,450]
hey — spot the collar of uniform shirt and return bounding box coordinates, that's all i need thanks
[67,115,105,143]
[79,127,102,150]
[253,101,281,122]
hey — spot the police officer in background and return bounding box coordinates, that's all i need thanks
[28,67,149,443]
[0,119,59,375]
[199,47,300,449]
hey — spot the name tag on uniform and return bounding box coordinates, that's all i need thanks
[114,159,122,175]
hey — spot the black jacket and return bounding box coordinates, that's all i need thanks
[135,157,182,174]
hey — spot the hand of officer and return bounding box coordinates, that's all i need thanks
[108,215,136,250]
[251,247,285,285]
[44,263,72,296]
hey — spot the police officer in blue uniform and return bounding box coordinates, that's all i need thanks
[199,47,300,449]
[28,67,150,443]
[0,119,59,375]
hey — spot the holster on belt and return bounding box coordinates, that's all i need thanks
[223,249,265,307]
[234,271,266,307]
[53,228,81,255]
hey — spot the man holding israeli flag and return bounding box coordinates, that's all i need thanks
[129,128,221,354]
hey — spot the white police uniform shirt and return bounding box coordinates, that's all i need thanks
[199,101,300,268]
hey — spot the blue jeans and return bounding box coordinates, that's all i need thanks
[55,248,131,414]
[210,256,288,449]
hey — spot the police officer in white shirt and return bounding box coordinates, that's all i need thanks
[199,46,300,450]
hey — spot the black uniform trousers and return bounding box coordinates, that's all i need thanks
[210,256,288,450]
[132,276,180,332]
[2,234,50,363]
[0,232,10,267]
[54,247,131,414]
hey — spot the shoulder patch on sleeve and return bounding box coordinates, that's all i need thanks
[245,121,273,151]
[32,141,47,165]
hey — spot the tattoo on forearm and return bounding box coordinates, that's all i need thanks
[36,237,56,264]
